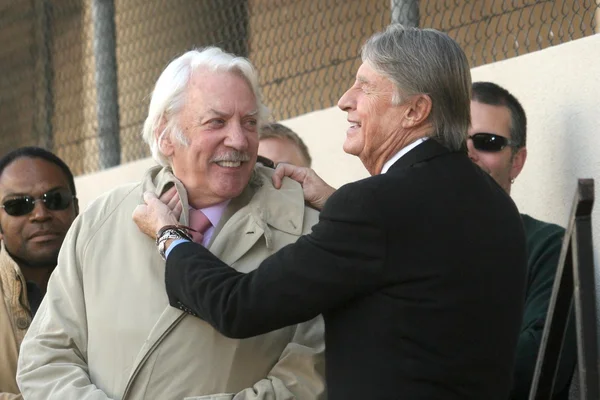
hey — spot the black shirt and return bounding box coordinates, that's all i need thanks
[26,281,43,316]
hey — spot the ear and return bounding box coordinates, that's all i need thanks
[510,147,527,180]
[156,117,176,158]
[401,94,433,129]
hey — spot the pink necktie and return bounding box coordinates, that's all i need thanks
[189,209,212,244]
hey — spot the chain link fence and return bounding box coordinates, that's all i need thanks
[0,0,598,176]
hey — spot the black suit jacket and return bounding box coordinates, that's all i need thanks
[167,140,528,400]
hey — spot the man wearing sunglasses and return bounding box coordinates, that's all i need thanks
[0,146,78,399]
[468,81,577,399]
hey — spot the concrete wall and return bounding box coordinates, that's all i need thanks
[76,156,156,208]
[470,35,600,226]
[76,34,600,269]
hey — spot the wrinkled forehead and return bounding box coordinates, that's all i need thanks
[356,62,391,85]
[186,68,258,114]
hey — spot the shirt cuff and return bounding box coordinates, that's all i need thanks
[165,238,190,259]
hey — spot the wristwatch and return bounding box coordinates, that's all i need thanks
[156,225,193,260]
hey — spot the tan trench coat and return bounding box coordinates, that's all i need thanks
[0,243,29,400]
[17,165,325,400]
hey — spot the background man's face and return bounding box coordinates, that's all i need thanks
[0,157,77,267]
[467,100,525,193]
[258,137,309,167]
[337,62,406,166]
[167,69,259,207]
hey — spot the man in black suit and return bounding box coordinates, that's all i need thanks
[134,24,527,400]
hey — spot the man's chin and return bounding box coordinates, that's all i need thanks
[23,247,61,268]
[216,186,245,200]
[342,141,361,157]
[210,179,249,201]
[20,256,58,269]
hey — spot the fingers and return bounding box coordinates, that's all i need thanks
[142,190,176,218]
[167,193,180,211]
[172,200,183,220]
[132,204,147,222]
[272,164,286,188]
[132,204,157,239]
[272,163,307,188]
[159,186,177,203]
[158,186,182,215]
[143,191,159,204]
[133,193,179,239]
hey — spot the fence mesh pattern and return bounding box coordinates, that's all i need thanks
[0,0,598,175]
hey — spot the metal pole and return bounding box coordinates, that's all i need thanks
[33,0,54,150]
[391,0,419,27]
[92,0,120,169]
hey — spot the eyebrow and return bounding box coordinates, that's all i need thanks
[356,75,371,85]
[206,109,231,118]
[205,109,259,118]
[356,77,377,91]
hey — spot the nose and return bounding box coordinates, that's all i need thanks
[30,199,51,222]
[224,121,249,151]
[337,88,354,112]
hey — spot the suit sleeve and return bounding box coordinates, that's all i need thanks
[16,216,113,400]
[166,184,386,338]
[511,225,576,399]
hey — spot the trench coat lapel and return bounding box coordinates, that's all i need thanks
[208,168,305,266]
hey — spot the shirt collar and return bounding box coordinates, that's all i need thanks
[381,137,429,174]
[191,199,231,228]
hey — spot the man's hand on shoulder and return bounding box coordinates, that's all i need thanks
[133,187,181,239]
[272,163,336,211]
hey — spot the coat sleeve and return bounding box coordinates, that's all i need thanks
[166,184,386,339]
[0,393,22,400]
[0,317,23,399]
[228,316,326,400]
[16,216,114,400]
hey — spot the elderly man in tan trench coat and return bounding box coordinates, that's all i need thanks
[16,47,325,400]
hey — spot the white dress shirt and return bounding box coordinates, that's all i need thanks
[381,137,429,174]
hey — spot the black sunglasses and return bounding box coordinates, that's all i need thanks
[468,133,514,152]
[1,188,75,217]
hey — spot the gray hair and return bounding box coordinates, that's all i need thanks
[142,47,269,166]
[361,24,471,151]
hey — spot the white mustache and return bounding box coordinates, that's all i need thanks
[210,152,250,163]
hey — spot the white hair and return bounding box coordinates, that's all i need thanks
[142,47,269,166]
